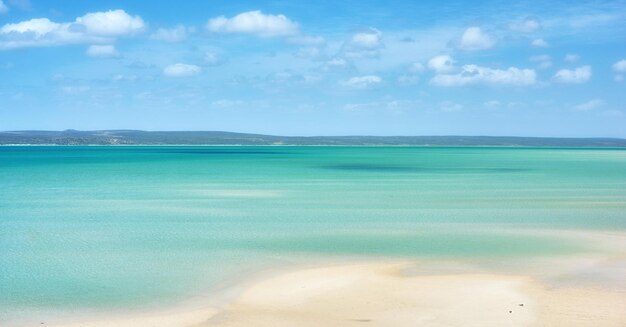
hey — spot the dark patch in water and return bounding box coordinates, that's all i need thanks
[321,164,528,173]
[485,168,528,173]
[323,164,419,172]
[152,149,288,155]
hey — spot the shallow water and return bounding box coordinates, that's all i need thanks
[1,146,625,322]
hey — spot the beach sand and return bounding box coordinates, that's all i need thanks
[49,261,626,327]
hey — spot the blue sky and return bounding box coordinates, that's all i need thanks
[0,0,625,137]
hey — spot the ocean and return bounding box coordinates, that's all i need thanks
[1,146,625,323]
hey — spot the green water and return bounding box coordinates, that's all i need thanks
[1,146,626,322]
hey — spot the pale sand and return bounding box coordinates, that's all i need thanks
[50,261,626,327]
[49,307,218,327]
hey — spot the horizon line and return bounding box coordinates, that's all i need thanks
[2,129,625,140]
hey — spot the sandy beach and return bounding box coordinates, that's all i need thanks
[42,259,625,327]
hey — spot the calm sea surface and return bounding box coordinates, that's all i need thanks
[1,146,625,321]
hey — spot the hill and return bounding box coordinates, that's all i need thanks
[1,130,625,147]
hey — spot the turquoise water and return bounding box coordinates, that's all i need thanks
[1,146,626,322]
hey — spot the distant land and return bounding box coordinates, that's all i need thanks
[1,130,625,147]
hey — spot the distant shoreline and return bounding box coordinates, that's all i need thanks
[1,130,625,147]
[2,144,626,148]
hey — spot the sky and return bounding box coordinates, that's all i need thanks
[0,0,625,137]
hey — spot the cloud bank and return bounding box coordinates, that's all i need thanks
[427,55,455,73]
[207,11,298,37]
[342,75,382,89]
[0,9,144,49]
[553,65,591,83]
[163,63,201,77]
[342,28,383,58]
[458,27,494,50]
[431,65,536,86]
[86,44,119,58]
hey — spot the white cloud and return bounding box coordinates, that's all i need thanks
[431,64,536,87]
[0,0,8,14]
[0,9,144,49]
[553,65,592,84]
[343,28,383,58]
[75,10,145,36]
[163,63,201,77]
[509,18,540,33]
[86,44,119,58]
[564,54,579,63]
[1,18,59,35]
[458,27,494,51]
[427,54,455,73]
[573,99,604,111]
[612,60,626,82]
[350,28,382,49]
[151,25,190,42]
[531,38,549,48]
[529,55,552,69]
[206,10,298,37]
[613,59,626,73]
[342,75,382,89]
